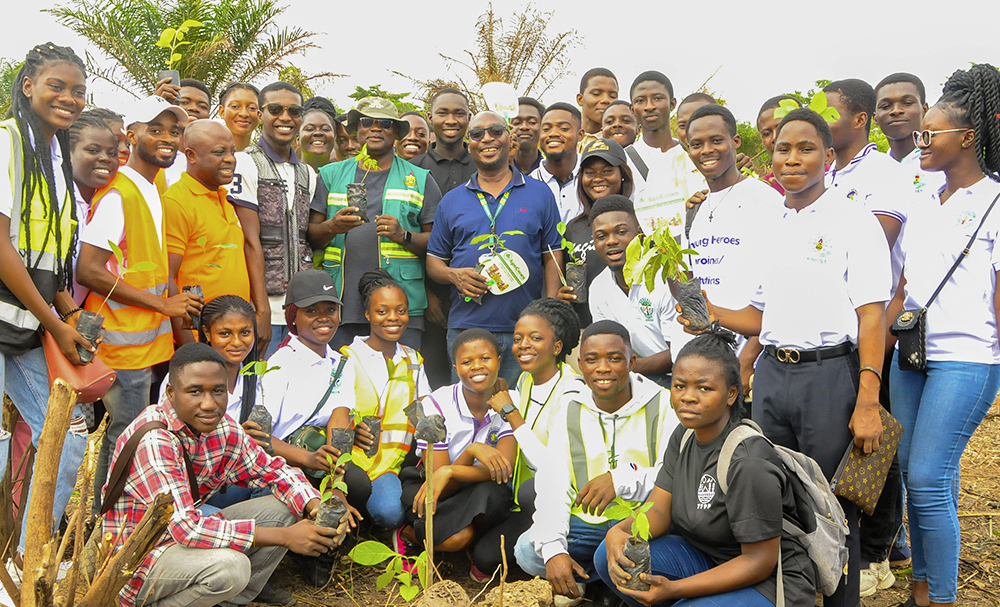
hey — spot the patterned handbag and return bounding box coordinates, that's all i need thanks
[830,405,903,516]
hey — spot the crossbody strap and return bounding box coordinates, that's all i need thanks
[304,354,349,424]
[923,190,1000,309]
[624,145,649,181]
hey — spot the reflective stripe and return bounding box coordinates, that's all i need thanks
[385,188,424,208]
[0,300,41,331]
[379,241,418,259]
[566,401,590,487]
[645,393,660,467]
[104,283,168,312]
[327,193,348,206]
[102,318,172,346]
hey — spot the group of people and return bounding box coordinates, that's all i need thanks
[1,38,998,607]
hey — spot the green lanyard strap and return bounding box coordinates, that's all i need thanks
[476,190,510,254]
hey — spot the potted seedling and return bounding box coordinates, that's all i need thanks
[328,419,356,466]
[604,497,655,591]
[556,222,587,303]
[239,360,281,454]
[316,452,352,543]
[154,19,202,87]
[349,540,430,601]
[623,226,708,331]
[404,400,447,588]
[358,358,420,457]
[347,144,381,222]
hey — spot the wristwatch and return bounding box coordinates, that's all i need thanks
[403,230,412,245]
[499,402,517,422]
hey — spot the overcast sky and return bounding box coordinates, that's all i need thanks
[5,1,1000,125]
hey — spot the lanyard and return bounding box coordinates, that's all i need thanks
[476,190,510,254]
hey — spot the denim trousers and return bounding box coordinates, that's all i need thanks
[890,352,1000,603]
[0,346,88,552]
[93,366,152,513]
[447,329,520,388]
[366,473,405,529]
[514,517,617,579]
[594,534,773,607]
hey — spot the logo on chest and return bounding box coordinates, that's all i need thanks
[806,235,832,264]
[956,209,977,228]
[638,297,654,322]
[697,473,717,510]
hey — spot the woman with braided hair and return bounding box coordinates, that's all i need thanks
[890,62,1000,607]
[0,42,93,566]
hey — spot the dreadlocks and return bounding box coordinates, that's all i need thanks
[8,42,86,290]
[937,63,1000,184]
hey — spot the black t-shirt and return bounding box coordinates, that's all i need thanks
[656,420,816,606]
[562,214,606,328]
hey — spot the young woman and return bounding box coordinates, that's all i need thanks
[397,329,517,563]
[299,107,336,172]
[890,63,1000,607]
[559,137,635,327]
[0,42,94,560]
[218,82,261,152]
[475,298,585,578]
[596,330,816,607]
[396,112,430,160]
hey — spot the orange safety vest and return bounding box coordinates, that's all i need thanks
[83,170,173,370]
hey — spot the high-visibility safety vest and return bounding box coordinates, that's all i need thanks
[342,343,423,479]
[566,390,668,524]
[317,156,429,316]
[0,119,77,355]
[83,170,172,370]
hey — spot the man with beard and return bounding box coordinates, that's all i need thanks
[427,111,564,386]
[531,103,584,223]
[78,96,205,512]
[512,97,545,174]
[602,100,638,149]
[309,97,442,350]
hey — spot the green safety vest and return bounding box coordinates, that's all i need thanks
[317,156,429,315]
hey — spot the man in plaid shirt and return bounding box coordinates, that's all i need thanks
[102,343,347,607]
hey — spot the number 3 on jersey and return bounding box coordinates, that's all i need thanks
[229,173,243,195]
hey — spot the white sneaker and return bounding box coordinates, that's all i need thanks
[552,583,587,607]
[859,560,896,597]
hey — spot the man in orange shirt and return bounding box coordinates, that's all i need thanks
[163,120,251,345]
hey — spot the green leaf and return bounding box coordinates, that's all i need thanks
[634,514,651,541]
[679,248,698,256]
[393,556,403,573]
[478,242,494,251]
[319,476,330,495]
[213,242,238,249]
[170,52,182,64]
[808,91,828,114]
[470,234,494,246]
[109,240,124,267]
[820,107,841,124]
[347,540,397,566]
[204,263,222,269]
[500,230,525,237]
[602,503,634,521]
[376,569,394,591]
[125,261,157,273]
[644,258,659,293]
[415,551,428,588]
[333,480,348,493]
[778,99,800,111]
[179,19,203,29]
[196,236,207,248]
[557,221,567,236]
[336,452,353,467]
[399,584,420,602]
[622,236,644,287]
[156,28,175,48]
[174,41,191,47]
[398,571,412,586]
[636,502,654,516]
[175,30,185,41]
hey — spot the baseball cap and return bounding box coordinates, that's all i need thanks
[124,95,188,129]
[284,270,342,309]
[346,97,409,139]
[580,138,627,167]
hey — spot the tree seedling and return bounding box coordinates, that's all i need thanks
[604,497,655,590]
[96,240,157,316]
[349,540,429,602]
[622,226,696,292]
[354,144,381,184]
[155,19,203,71]
[772,91,840,124]
[195,236,237,270]
[240,360,281,454]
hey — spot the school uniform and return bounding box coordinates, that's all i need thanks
[892,147,946,199]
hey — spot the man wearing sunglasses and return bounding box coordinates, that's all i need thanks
[309,97,442,350]
[229,81,319,357]
[427,111,564,387]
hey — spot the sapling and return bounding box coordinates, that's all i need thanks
[349,540,430,602]
[772,91,840,123]
[316,451,352,535]
[356,356,416,457]
[154,19,202,85]
[622,226,709,331]
[556,221,587,303]
[347,144,382,223]
[604,497,655,591]
[239,360,281,454]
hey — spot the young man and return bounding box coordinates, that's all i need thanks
[874,72,945,195]
[586,196,675,383]
[602,100,638,149]
[78,96,204,512]
[163,120,251,345]
[531,102,584,223]
[516,320,677,602]
[625,71,706,236]
[103,342,347,607]
[427,111,563,386]
[309,97,442,350]
[511,96,545,175]
[674,92,716,148]
[154,77,212,120]
[756,95,802,194]
[332,114,361,161]
[576,67,619,150]
[687,108,891,607]
[229,82,318,357]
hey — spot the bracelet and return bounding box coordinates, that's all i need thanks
[59,307,83,322]
[860,365,882,383]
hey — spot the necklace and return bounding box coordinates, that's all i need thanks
[706,180,741,222]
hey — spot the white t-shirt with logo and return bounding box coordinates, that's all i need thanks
[589,267,675,358]
[627,139,706,237]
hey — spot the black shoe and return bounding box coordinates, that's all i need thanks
[586,581,624,607]
[294,554,334,588]
[254,582,296,606]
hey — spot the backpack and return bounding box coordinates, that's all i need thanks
[624,143,701,241]
[680,419,849,605]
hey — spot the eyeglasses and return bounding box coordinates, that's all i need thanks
[359,117,396,130]
[264,103,304,118]
[913,128,973,147]
[468,124,508,141]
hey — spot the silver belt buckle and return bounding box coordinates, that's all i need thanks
[776,347,801,363]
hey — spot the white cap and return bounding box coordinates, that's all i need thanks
[124,96,188,128]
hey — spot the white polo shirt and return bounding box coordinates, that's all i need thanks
[750,188,891,349]
[415,383,516,463]
[530,160,581,224]
[892,147,946,198]
[589,267,675,358]
[262,334,354,440]
[900,177,1000,364]
[627,138,706,237]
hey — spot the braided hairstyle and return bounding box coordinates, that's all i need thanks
[8,43,86,290]
[198,295,259,422]
[674,327,743,420]
[358,268,406,310]
[68,112,115,151]
[937,63,1000,183]
[519,297,580,364]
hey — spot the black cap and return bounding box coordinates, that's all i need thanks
[580,138,627,167]
[283,270,342,309]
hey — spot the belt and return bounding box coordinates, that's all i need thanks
[764,342,854,364]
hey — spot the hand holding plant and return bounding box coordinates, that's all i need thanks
[155,19,203,71]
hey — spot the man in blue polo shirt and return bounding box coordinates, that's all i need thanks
[427,111,564,386]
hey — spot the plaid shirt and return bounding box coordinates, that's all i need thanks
[102,401,319,607]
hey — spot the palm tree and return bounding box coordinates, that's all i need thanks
[46,0,323,99]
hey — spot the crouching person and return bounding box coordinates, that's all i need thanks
[101,342,348,607]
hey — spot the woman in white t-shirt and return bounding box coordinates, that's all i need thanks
[891,64,1000,607]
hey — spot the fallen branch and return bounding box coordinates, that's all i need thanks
[958,511,1000,518]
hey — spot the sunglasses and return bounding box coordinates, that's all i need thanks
[359,117,396,130]
[912,128,973,147]
[264,103,304,118]
[468,124,508,141]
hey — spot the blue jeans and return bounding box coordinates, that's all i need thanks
[0,347,88,552]
[595,534,773,607]
[890,352,1000,603]
[514,517,617,579]
[367,473,405,529]
[447,329,520,388]
[93,366,152,514]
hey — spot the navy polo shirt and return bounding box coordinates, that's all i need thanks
[428,166,561,332]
